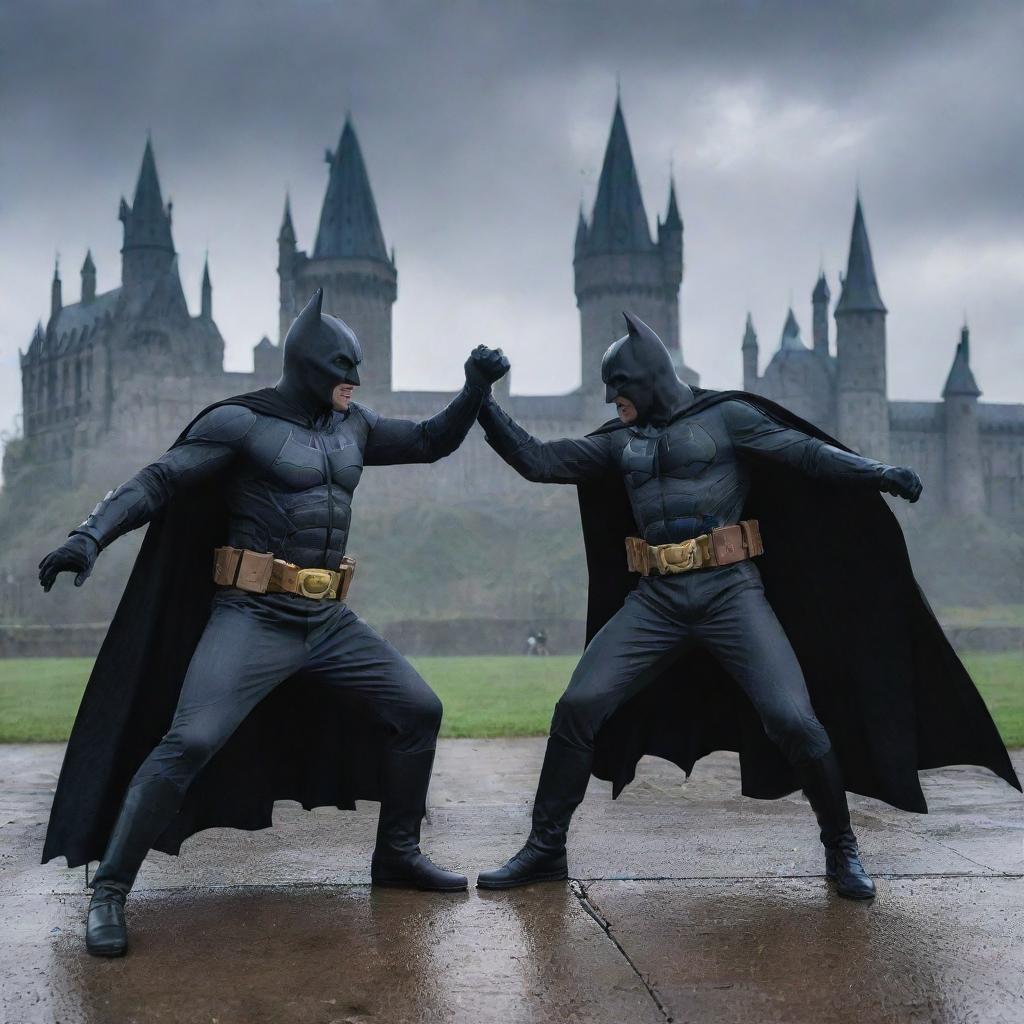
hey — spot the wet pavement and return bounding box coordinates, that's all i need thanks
[1,740,1022,1023]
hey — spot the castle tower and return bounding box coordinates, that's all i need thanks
[574,98,697,395]
[741,313,759,390]
[50,258,62,322]
[277,195,297,343]
[119,139,176,292]
[812,271,830,357]
[81,250,96,305]
[834,195,889,459]
[200,255,212,320]
[942,323,985,515]
[281,117,398,392]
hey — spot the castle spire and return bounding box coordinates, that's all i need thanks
[313,117,390,262]
[742,312,759,390]
[574,203,588,257]
[812,270,830,356]
[663,178,682,232]
[742,312,758,349]
[778,307,806,351]
[201,253,212,320]
[51,256,62,320]
[586,98,653,253]
[80,250,96,304]
[119,138,176,289]
[278,193,296,243]
[835,195,885,314]
[942,323,981,398]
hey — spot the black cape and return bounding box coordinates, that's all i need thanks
[44,389,384,868]
[580,389,1021,813]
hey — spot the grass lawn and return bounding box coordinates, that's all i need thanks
[0,653,1021,746]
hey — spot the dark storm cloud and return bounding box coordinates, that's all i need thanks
[2,0,1023,438]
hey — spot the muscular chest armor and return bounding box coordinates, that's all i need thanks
[618,408,751,546]
[227,411,369,570]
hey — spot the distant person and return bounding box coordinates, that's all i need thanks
[474,312,1020,898]
[534,628,549,656]
[38,288,509,957]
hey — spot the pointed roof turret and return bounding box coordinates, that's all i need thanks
[742,312,758,349]
[778,308,807,351]
[943,323,981,398]
[574,204,588,257]
[585,99,653,254]
[200,253,212,320]
[80,249,97,304]
[27,320,45,358]
[812,270,830,304]
[664,178,682,232]
[278,193,296,243]
[313,118,389,262]
[51,256,62,320]
[119,138,176,289]
[835,195,885,315]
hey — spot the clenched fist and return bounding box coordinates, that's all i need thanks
[39,533,99,591]
[464,345,510,391]
[880,466,923,503]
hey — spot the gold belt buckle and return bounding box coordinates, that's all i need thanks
[655,538,698,574]
[296,568,336,600]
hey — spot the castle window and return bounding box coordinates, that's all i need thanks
[75,361,82,402]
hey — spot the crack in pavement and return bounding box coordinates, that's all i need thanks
[570,878,673,1024]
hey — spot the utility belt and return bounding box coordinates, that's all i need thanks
[626,520,764,577]
[212,546,356,602]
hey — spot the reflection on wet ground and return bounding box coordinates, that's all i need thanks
[2,740,1022,1023]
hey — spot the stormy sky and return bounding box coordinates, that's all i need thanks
[2,0,1023,436]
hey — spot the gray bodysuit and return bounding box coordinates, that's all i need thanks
[478,394,888,766]
[76,386,485,794]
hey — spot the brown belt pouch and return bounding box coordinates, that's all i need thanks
[338,556,357,601]
[710,520,763,564]
[624,536,649,575]
[212,546,273,593]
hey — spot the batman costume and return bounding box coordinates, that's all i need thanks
[476,312,1019,897]
[39,289,509,957]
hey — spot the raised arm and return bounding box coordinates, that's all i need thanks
[39,404,254,591]
[723,399,922,500]
[477,395,615,484]
[363,345,508,466]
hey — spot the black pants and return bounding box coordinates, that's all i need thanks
[130,589,443,797]
[551,560,832,767]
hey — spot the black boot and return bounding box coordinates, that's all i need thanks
[797,748,876,901]
[371,748,467,892]
[86,776,182,957]
[477,736,592,890]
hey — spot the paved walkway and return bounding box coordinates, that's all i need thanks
[1,740,1022,1023]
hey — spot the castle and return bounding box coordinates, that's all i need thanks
[7,98,1024,525]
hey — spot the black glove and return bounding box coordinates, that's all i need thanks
[464,345,510,392]
[38,533,100,591]
[880,466,923,503]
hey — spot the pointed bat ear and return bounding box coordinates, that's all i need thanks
[293,289,323,331]
[622,311,661,346]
